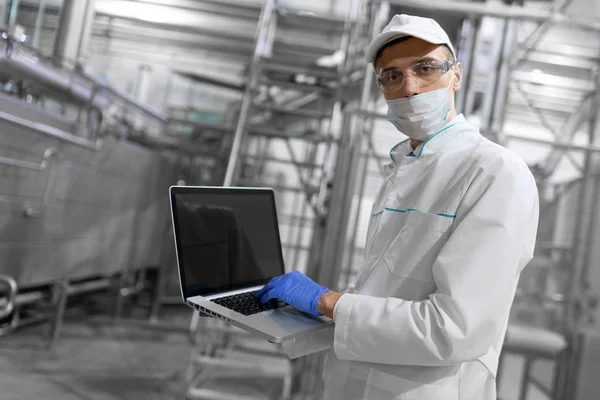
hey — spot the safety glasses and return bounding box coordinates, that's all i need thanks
[376,59,455,91]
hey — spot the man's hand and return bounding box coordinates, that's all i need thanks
[256,271,330,317]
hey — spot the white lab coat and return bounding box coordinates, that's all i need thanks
[284,114,539,400]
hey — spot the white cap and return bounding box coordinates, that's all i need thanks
[365,14,456,64]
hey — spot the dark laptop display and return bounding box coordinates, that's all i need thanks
[170,187,285,298]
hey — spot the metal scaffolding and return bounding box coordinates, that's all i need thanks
[181,0,370,398]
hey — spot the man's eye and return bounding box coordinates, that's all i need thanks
[416,64,436,74]
[388,72,401,81]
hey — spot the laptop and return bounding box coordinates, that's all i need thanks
[169,185,332,343]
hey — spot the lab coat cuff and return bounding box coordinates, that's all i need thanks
[332,293,358,360]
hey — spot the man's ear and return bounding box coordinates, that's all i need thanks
[453,62,463,91]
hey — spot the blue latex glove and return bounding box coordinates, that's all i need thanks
[256,271,329,317]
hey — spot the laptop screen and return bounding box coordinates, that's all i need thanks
[170,187,286,298]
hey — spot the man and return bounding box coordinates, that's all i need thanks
[257,14,539,400]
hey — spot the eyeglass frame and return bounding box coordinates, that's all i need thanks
[375,59,456,91]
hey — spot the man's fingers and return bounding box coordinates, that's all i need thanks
[260,291,277,304]
[256,276,281,298]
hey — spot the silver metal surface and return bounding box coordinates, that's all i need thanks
[0,106,178,287]
[187,296,332,344]
[0,274,17,319]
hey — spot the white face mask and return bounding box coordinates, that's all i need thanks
[386,76,455,142]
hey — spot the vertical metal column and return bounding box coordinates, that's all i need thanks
[7,0,19,33]
[53,0,94,65]
[456,17,480,115]
[32,0,47,49]
[480,18,507,133]
[222,0,276,186]
[78,0,96,61]
[490,18,517,144]
[566,66,600,330]
[0,0,8,29]
[313,0,389,290]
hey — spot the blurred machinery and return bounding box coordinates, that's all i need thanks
[0,0,184,344]
[0,1,600,400]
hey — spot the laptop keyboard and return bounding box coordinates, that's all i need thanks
[211,291,287,316]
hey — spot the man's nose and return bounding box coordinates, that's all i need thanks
[386,76,420,100]
[399,75,421,98]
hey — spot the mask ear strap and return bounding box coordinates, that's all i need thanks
[446,72,456,90]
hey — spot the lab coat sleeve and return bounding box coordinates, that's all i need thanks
[332,155,539,366]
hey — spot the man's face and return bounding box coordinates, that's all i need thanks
[374,37,461,101]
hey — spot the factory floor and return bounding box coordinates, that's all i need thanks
[0,306,555,400]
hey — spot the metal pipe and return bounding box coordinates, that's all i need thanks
[222,0,275,186]
[342,120,373,289]
[0,147,55,171]
[53,0,91,65]
[80,70,166,122]
[389,0,600,31]
[0,0,7,29]
[456,17,480,114]
[291,195,309,272]
[504,134,600,154]
[313,0,389,289]
[0,48,111,109]
[77,0,96,61]
[284,189,302,263]
[481,18,507,131]
[565,66,600,329]
[8,0,19,32]
[0,109,102,150]
[315,0,360,216]
[31,0,46,49]
[541,94,593,175]
[491,19,518,141]
[22,148,58,219]
[512,70,591,92]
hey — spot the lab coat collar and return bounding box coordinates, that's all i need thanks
[388,114,470,162]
